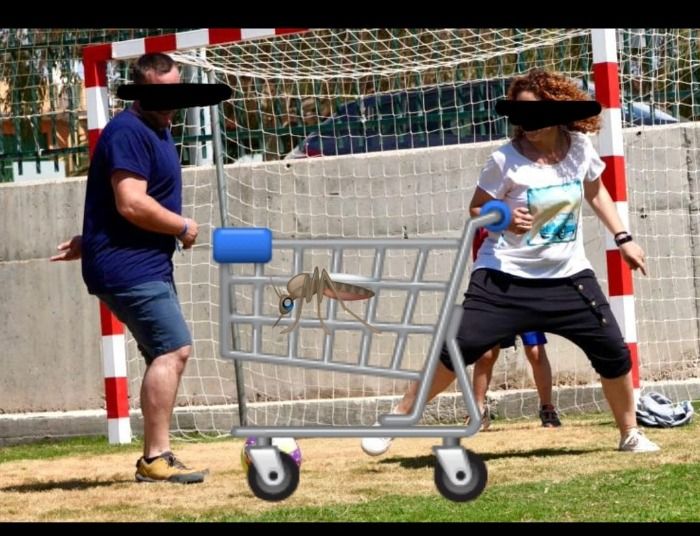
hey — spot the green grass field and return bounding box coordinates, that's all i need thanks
[200,463,700,522]
[1,407,698,522]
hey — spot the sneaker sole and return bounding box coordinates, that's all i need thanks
[618,446,661,453]
[135,471,208,484]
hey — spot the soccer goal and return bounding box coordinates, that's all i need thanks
[88,28,700,440]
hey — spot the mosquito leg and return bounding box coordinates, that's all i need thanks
[280,298,304,334]
[307,268,329,334]
[316,276,330,335]
[323,271,380,333]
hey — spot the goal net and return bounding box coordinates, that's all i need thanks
[99,28,700,437]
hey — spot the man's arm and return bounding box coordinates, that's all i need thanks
[111,170,198,248]
[50,235,82,261]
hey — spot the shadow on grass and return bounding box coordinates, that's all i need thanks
[2,478,133,493]
[483,417,615,430]
[381,447,606,469]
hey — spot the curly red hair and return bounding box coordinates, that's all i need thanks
[506,69,601,136]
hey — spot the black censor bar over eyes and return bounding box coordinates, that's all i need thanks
[495,100,602,131]
[117,83,233,111]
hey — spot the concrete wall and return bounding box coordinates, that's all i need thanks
[0,178,103,412]
[1,124,699,440]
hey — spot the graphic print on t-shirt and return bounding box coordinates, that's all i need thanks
[526,180,582,246]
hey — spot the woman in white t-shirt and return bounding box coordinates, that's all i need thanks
[362,69,659,456]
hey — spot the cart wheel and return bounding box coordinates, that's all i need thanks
[434,449,487,502]
[247,451,300,502]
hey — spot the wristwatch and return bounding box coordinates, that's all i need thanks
[614,231,633,247]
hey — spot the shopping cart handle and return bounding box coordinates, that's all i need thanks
[480,200,511,232]
[212,227,272,263]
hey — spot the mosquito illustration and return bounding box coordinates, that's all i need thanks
[271,267,380,334]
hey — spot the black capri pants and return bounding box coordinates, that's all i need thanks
[439,268,631,379]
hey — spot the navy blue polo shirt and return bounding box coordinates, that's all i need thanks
[81,109,182,294]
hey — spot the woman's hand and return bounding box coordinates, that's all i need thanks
[620,240,647,276]
[508,207,533,235]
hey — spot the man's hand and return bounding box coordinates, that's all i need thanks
[50,235,82,261]
[179,218,199,250]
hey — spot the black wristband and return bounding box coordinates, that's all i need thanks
[614,232,633,247]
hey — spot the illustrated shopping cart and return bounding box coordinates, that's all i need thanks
[213,200,511,502]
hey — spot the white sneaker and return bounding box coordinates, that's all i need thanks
[361,435,393,456]
[618,428,661,452]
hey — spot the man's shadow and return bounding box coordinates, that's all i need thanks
[2,478,133,493]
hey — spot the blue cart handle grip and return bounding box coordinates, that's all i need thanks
[480,200,511,232]
[212,228,272,263]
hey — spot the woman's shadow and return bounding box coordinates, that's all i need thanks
[381,446,607,470]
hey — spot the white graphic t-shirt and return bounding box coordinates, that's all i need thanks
[473,130,605,279]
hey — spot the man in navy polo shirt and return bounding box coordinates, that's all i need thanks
[52,53,207,484]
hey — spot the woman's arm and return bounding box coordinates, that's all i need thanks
[470,186,532,235]
[584,178,647,275]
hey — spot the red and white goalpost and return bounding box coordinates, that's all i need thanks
[79,28,700,441]
[82,28,307,444]
[591,29,641,400]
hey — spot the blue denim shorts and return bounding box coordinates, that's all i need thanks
[97,280,192,364]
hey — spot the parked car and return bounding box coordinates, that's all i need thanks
[286,78,679,159]
[286,79,511,159]
[585,81,679,126]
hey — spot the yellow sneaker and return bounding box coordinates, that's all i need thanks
[135,451,209,484]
